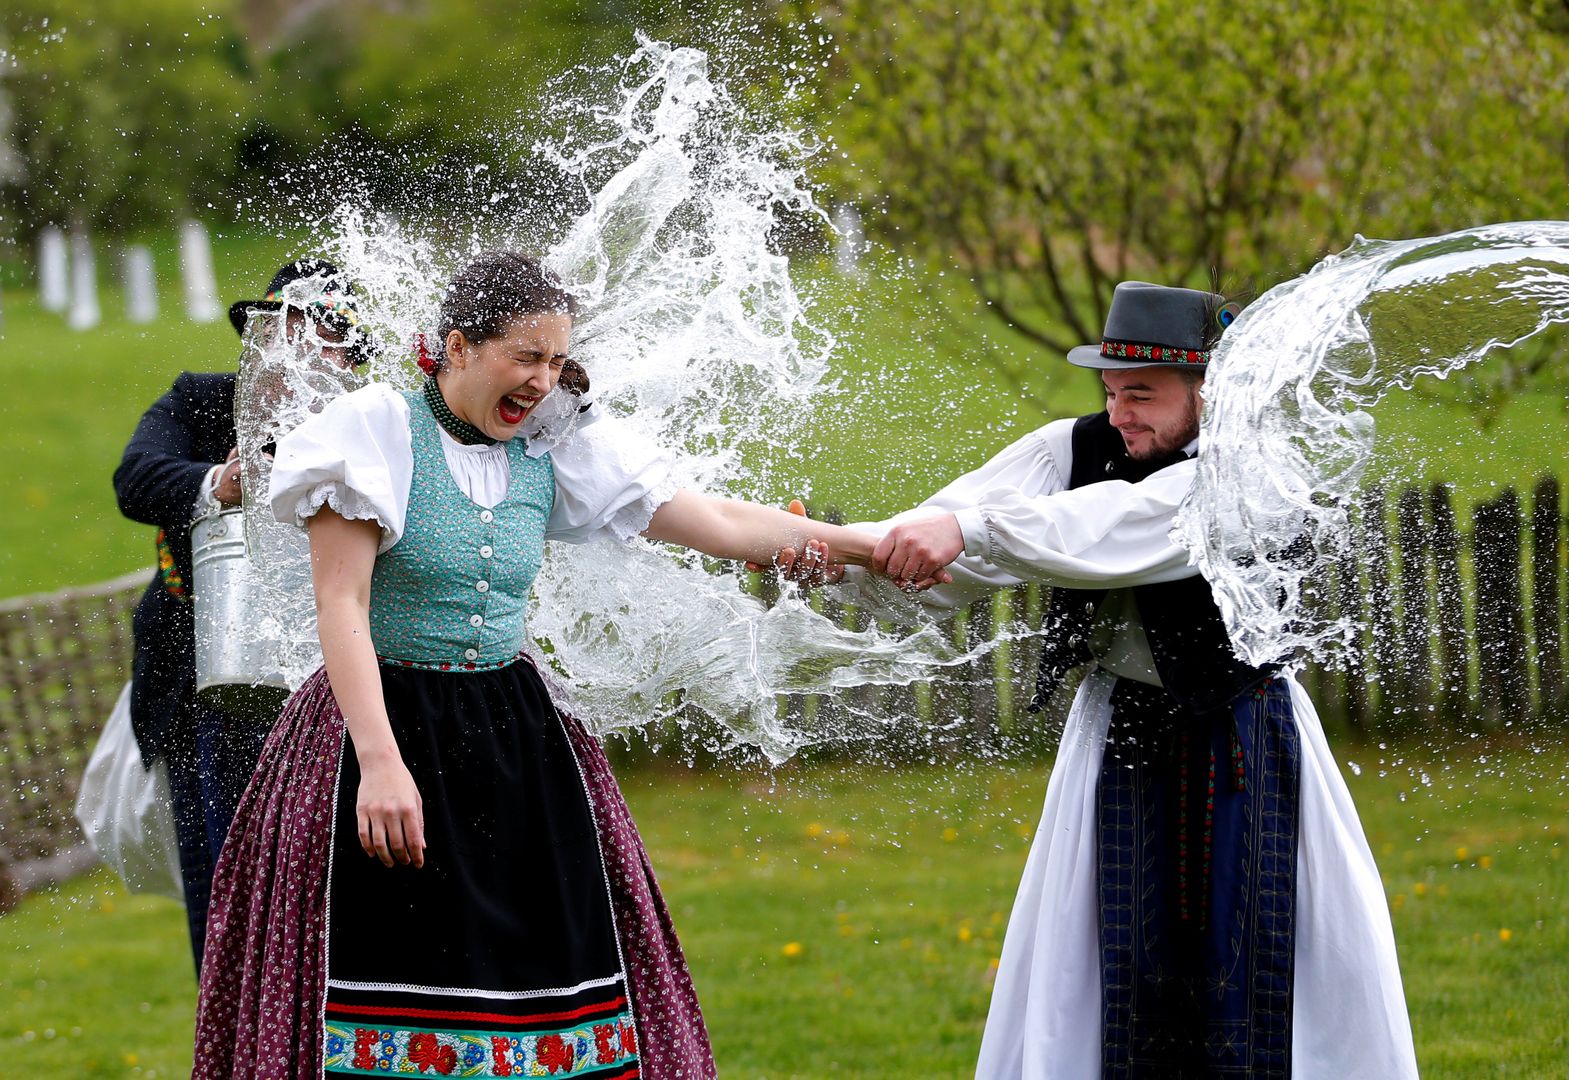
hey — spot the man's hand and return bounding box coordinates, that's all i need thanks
[213,447,242,507]
[872,513,964,588]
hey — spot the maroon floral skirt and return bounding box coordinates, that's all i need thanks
[193,663,715,1079]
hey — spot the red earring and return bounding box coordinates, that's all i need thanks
[415,333,437,375]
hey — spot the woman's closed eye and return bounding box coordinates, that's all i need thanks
[516,351,569,372]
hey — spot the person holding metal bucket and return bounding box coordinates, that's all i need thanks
[112,258,367,969]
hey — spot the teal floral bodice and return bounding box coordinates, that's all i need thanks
[368,390,555,669]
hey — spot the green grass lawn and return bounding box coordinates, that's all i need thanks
[1,746,1565,1077]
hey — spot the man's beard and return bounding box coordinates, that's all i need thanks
[1125,394,1201,461]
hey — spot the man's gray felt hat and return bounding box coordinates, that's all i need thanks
[1066,280,1231,370]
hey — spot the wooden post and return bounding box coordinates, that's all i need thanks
[968,593,997,755]
[1362,486,1396,730]
[926,607,971,759]
[1012,582,1044,729]
[1531,475,1563,718]
[1393,485,1432,731]
[1335,538,1369,736]
[1473,491,1532,727]
[1429,484,1471,725]
[0,848,18,915]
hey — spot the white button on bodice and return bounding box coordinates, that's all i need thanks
[476,580,490,593]
[470,614,484,627]
[463,648,479,661]
[479,509,494,523]
[479,545,493,559]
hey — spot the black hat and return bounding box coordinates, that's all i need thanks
[1066,281,1233,370]
[227,258,361,336]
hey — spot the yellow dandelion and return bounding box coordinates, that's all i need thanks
[899,937,913,950]
[781,941,804,958]
[124,1055,139,1067]
[839,924,855,937]
[1455,845,1469,861]
[1413,882,1427,897]
[1499,928,1513,943]
[833,830,851,846]
[1479,855,1493,870]
[806,822,825,839]
[942,827,959,842]
[958,925,974,943]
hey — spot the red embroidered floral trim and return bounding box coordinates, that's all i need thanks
[323,1013,639,1076]
[156,529,188,601]
[1099,339,1210,365]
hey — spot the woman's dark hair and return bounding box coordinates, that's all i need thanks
[436,251,589,394]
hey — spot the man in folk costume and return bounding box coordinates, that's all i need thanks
[786,282,1418,1077]
[113,258,366,967]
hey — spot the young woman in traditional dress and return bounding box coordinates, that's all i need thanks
[193,251,880,1078]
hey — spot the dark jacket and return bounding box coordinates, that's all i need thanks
[1032,411,1277,715]
[113,372,237,760]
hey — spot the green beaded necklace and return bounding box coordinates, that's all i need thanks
[422,375,497,446]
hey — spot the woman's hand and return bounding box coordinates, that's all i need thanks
[356,752,426,868]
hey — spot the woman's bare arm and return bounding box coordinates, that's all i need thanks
[309,507,425,869]
[642,489,879,568]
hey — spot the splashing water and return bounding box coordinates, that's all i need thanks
[1176,221,1569,669]
[251,38,979,762]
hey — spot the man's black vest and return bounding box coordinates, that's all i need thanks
[1030,412,1277,715]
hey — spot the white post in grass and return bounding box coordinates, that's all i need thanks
[832,203,865,277]
[124,244,158,323]
[180,219,221,323]
[66,228,100,331]
[38,225,68,312]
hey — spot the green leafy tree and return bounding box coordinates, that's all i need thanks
[3,0,254,233]
[809,0,1569,356]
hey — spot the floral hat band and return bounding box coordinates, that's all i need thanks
[1098,338,1211,365]
[263,291,364,331]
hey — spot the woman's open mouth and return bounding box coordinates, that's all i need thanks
[497,393,537,425]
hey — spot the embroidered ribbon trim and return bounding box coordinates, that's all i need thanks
[156,528,188,601]
[376,652,524,673]
[1100,339,1210,364]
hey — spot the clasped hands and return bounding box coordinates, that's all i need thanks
[752,500,960,591]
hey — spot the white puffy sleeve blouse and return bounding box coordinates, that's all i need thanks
[268,383,679,552]
[845,418,1200,612]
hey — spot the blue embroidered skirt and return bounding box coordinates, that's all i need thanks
[1098,677,1301,1079]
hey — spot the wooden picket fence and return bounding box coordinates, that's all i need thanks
[0,475,1562,902]
[1297,477,1566,735]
